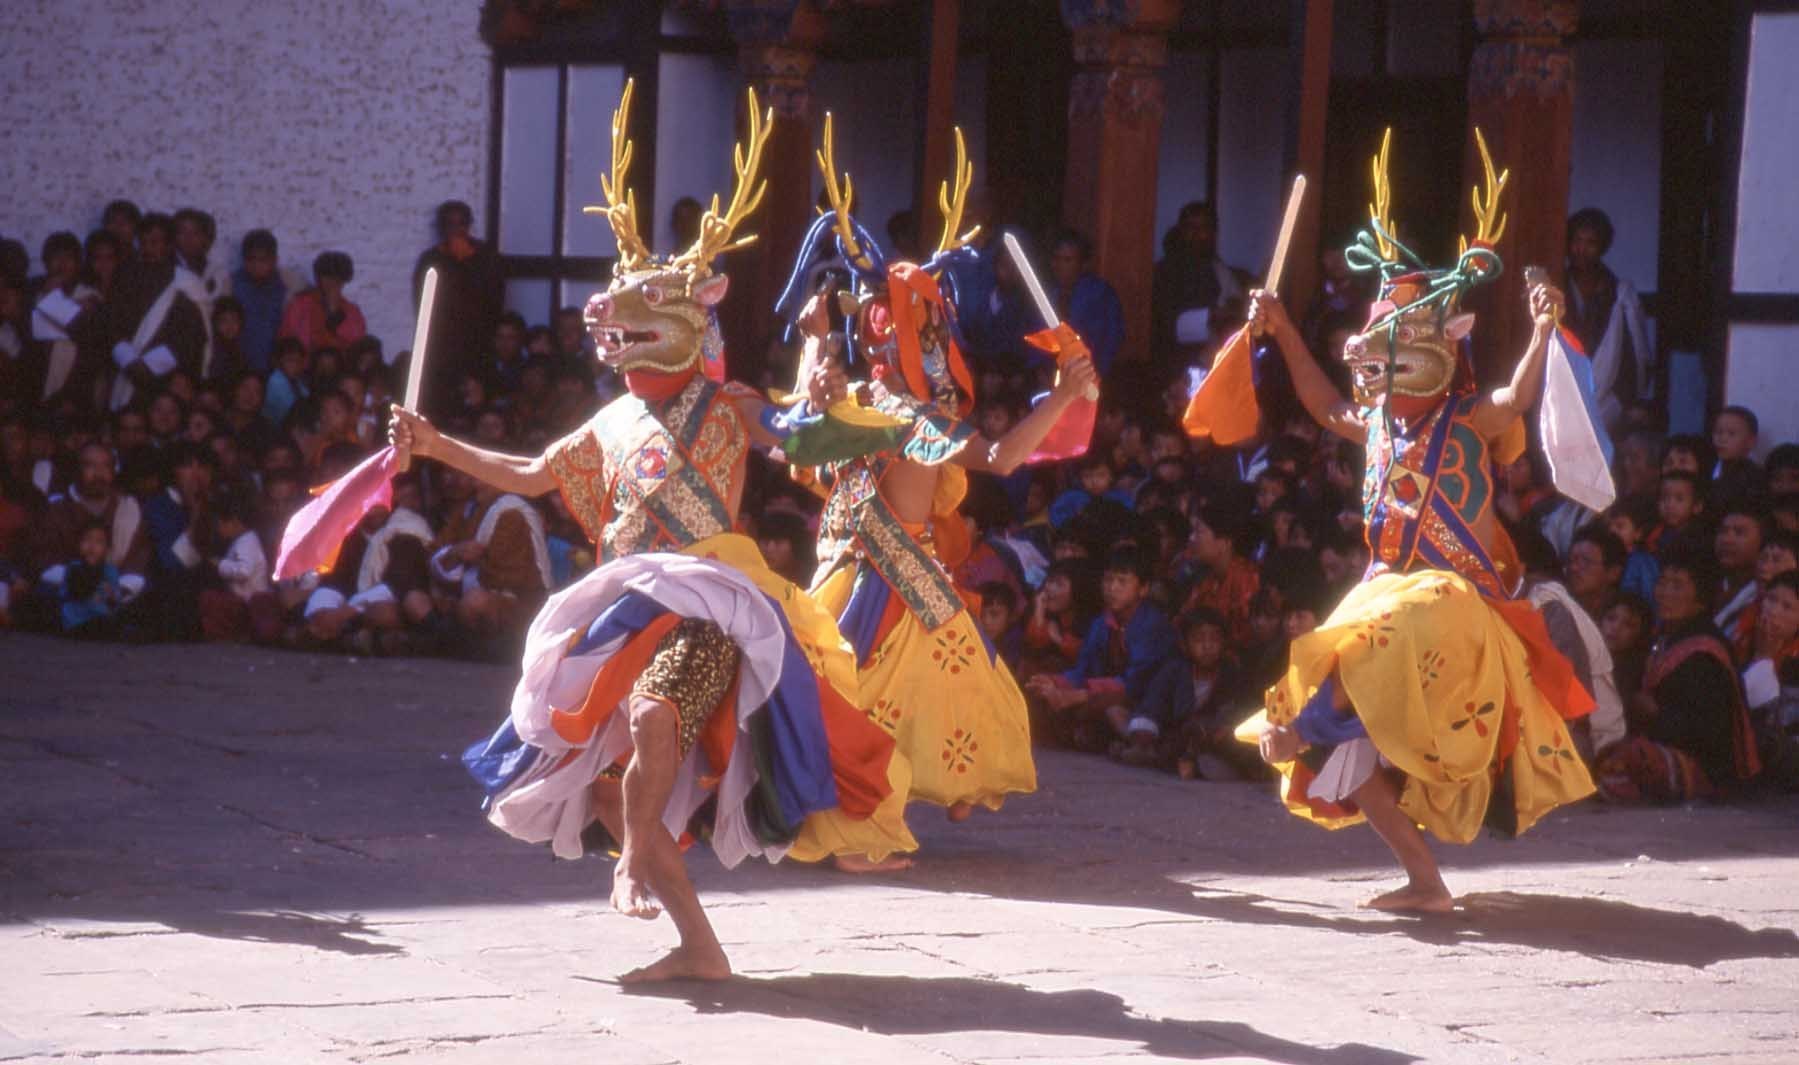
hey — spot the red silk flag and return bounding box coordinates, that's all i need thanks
[1181,326,1259,445]
[273,445,399,579]
[1021,322,1098,463]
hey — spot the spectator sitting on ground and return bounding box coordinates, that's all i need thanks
[33,440,149,583]
[431,476,550,648]
[1521,525,1627,762]
[1025,547,1176,753]
[198,483,270,642]
[49,519,131,638]
[1019,558,1096,685]
[1114,606,1247,776]
[1594,547,1761,803]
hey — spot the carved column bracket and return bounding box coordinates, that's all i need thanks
[1059,0,1179,375]
[1462,0,1578,375]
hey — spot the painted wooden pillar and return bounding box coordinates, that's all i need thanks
[1462,0,1577,375]
[1060,0,1181,368]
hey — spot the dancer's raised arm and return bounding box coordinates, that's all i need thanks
[956,354,1098,475]
[1471,279,1564,437]
[389,407,556,497]
[1249,290,1363,442]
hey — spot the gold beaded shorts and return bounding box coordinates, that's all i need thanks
[631,617,740,758]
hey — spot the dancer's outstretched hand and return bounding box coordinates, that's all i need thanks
[389,404,440,463]
[1257,723,1304,764]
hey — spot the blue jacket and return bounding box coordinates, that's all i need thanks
[1062,601,1177,704]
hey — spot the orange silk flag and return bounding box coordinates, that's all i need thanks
[1181,326,1258,445]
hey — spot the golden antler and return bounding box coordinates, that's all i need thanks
[1460,127,1510,254]
[934,126,980,257]
[815,112,872,271]
[673,86,774,276]
[1367,127,1397,263]
[582,78,653,271]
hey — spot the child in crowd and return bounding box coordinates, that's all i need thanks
[1650,470,1707,558]
[1048,452,1133,528]
[1019,559,1094,684]
[1025,548,1176,753]
[1602,592,1654,707]
[1710,405,1764,505]
[199,485,270,641]
[262,338,310,426]
[1605,494,1661,604]
[54,520,127,637]
[977,580,1024,669]
[1116,607,1246,777]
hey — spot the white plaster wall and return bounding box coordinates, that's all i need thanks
[1157,49,1213,251]
[0,0,490,355]
[654,53,737,257]
[1215,46,1289,276]
[1734,13,1799,293]
[1726,323,1799,451]
[1570,38,1663,294]
[811,57,919,249]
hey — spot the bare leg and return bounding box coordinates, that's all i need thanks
[1350,768,1453,914]
[614,695,731,983]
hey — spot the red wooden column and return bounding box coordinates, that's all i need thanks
[1462,0,1577,373]
[1284,0,1333,316]
[722,4,825,383]
[1060,0,1181,369]
[914,0,961,231]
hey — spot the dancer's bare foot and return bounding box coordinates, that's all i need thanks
[611,852,660,919]
[833,853,915,873]
[618,944,732,984]
[946,801,976,823]
[1362,880,1454,914]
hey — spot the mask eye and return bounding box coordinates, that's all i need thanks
[643,287,664,305]
[1396,325,1415,343]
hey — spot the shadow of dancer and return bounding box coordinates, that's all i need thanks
[1172,884,1799,969]
[860,850,1799,970]
[162,910,404,957]
[617,972,1418,1065]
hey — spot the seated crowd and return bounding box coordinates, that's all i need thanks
[2,197,1795,809]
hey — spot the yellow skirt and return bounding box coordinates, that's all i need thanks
[688,534,918,864]
[790,561,1036,860]
[1236,569,1595,844]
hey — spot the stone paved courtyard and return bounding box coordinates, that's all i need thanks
[3,633,1797,1064]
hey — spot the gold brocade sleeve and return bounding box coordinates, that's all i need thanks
[543,422,608,546]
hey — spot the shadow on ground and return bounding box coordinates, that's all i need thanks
[615,972,1419,1064]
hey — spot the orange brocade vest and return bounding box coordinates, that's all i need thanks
[1362,393,1522,598]
[543,375,749,562]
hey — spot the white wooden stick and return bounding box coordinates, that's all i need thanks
[1264,175,1307,297]
[397,267,438,472]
